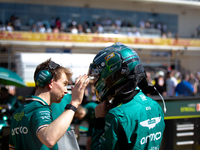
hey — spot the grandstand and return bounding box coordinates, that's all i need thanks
[0,0,200,84]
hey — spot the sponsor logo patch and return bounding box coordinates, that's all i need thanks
[140,117,161,129]
[140,132,162,145]
[105,53,115,61]
[139,95,147,101]
[14,111,24,121]
[109,65,118,72]
[12,126,28,135]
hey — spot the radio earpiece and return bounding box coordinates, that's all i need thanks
[35,61,60,87]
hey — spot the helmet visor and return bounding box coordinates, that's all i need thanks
[88,63,100,84]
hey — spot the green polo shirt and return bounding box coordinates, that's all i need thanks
[83,102,98,136]
[51,94,72,120]
[51,94,72,131]
[9,95,58,150]
[74,102,98,136]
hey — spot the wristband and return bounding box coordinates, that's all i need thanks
[65,104,77,112]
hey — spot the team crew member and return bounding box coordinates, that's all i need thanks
[0,87,17,113]
[74,102,98,150]
[88,42,165,150]
[9,58,89,150]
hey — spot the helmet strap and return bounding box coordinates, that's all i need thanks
[112,89,139,108]
[114,79,139,97]
[138,78,156,95]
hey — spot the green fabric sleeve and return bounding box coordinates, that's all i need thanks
[91,113,119,150]
[32,107,52,134]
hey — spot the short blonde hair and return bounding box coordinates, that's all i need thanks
[34,58,73,88]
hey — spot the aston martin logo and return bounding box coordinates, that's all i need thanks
[140,117,161,129]
[14,111,25,121]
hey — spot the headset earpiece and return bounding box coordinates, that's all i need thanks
[35,61,60,87]
[35,70,53,87]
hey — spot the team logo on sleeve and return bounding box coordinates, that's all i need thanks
[14,111,24,121]
[140,117,161,129]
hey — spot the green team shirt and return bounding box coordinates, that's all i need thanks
[91,90,165,150]
[83,102,98,136]
[74,102,98,136]
[51,94,72,131]
[9,95,58,150]
[51,94,72,120]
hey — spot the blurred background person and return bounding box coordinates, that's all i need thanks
[166,70,178,96]
[175,72,198,96]
[146,71,153,85]
[84,79,97,103]
[196,71,200,95]
[188,72,198,87]
[0,87,17,113]
[13,17,21,31]
[0,87,18,124]
[74,102,98,150]
[151,71,167,96]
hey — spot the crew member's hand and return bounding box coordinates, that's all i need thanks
[71,74,89,107]
[95,100,111,118]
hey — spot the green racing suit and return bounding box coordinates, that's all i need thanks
[91,90,165,150]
